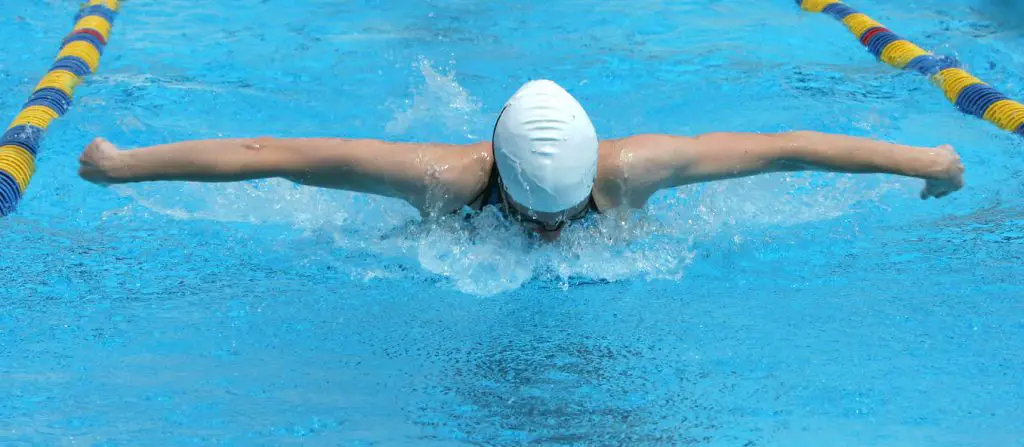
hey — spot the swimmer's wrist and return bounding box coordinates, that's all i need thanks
[902,146,949,180]
[105,150,136,183]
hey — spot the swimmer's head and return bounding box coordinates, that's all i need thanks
[492,80,598,238]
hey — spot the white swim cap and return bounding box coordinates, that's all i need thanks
[492,80,598,213]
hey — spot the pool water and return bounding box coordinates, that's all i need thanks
[1,0,1022,445]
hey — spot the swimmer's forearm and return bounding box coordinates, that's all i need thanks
[115,138,419,184]
[782,131,950,179]
[114,139,282,182]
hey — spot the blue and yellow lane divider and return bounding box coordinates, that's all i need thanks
[0,0,120,216]
[796,0,1024,138]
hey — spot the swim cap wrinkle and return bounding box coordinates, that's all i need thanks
[492,80,598,213]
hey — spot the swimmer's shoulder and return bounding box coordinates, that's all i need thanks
[410,141,494,216]
[593,136,681,210]
[449,141,495,212]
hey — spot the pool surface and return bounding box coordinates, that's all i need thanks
[1,0,1022,445]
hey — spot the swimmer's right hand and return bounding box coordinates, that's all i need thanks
[920,144,964,200]
[78,137,124,185]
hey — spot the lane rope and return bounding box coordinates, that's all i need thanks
[796,0,1024,138]
[0,0,120,216]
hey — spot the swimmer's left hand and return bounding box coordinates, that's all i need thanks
[920,144,964,200]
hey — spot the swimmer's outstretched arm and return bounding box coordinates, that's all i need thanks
[78,137,492,214]
[606,131,964,207]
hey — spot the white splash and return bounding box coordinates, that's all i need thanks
[384,57,483,139]
[655,172,910,239]
[115,169,903,296]
[113,180,336,225]
[395,207,696,296]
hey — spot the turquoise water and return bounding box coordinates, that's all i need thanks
[1,0,1022,445]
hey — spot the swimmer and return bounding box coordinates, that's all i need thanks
[78,80,964,241]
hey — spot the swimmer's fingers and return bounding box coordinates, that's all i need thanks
[921,181,937,199]
[920,179,961,200]
[78,137,121,186]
